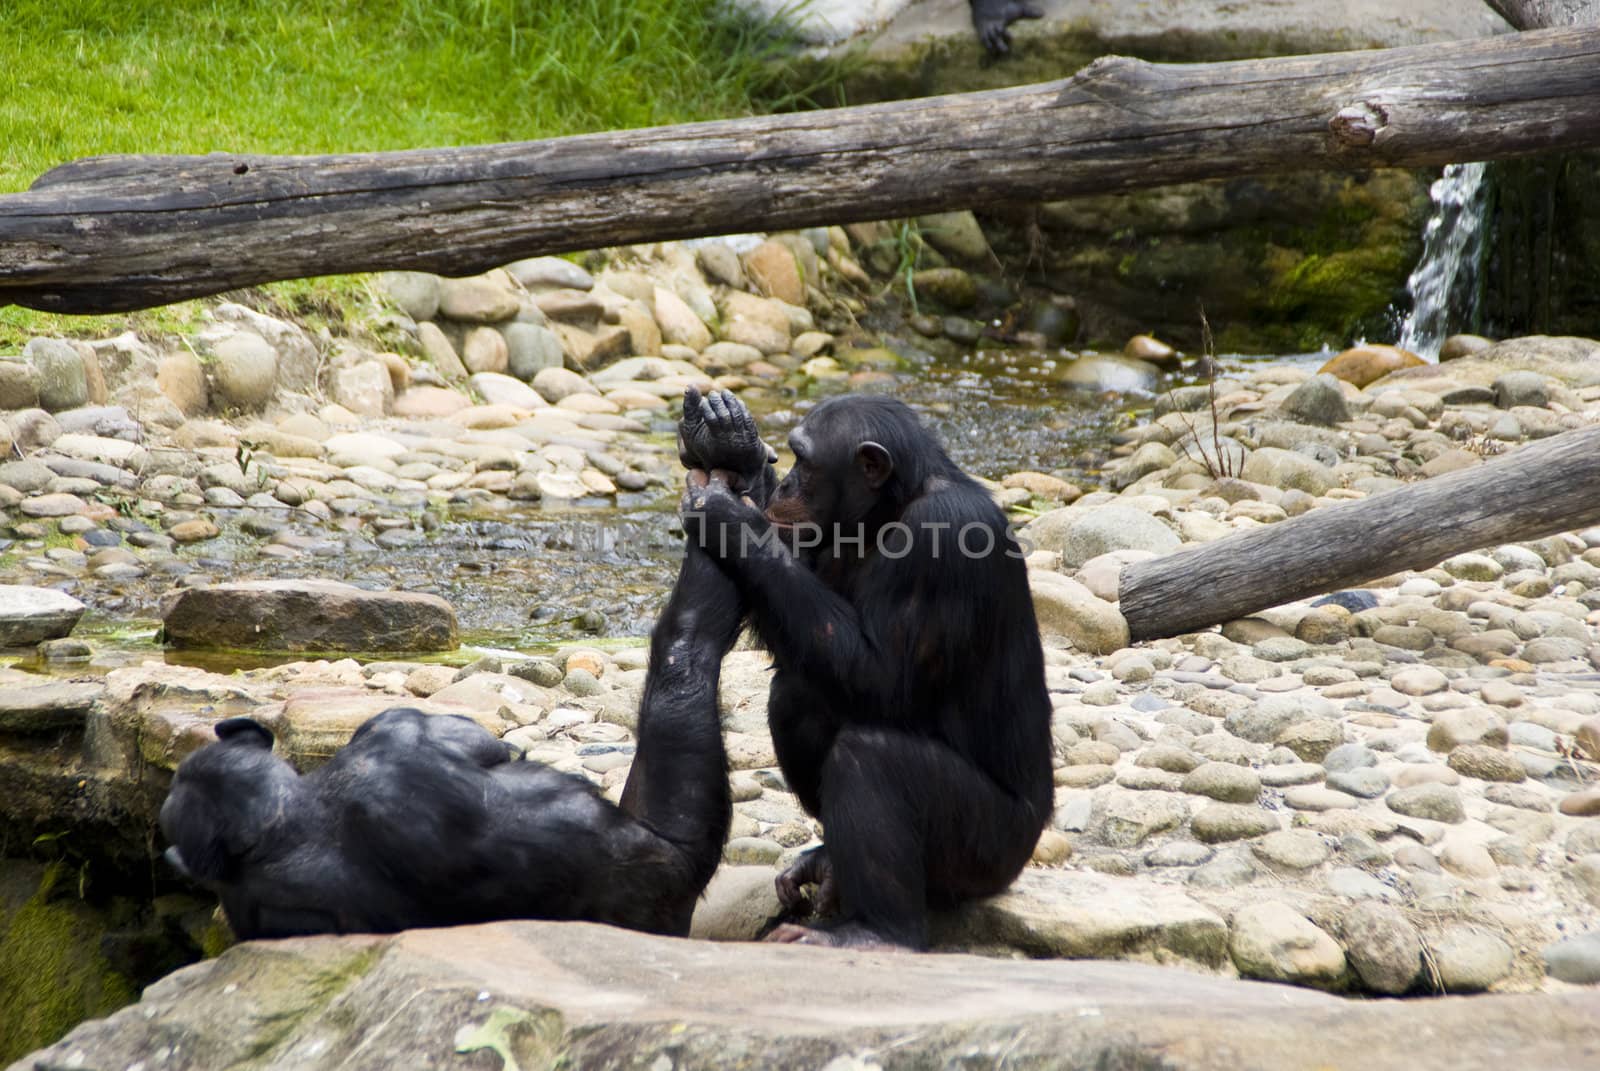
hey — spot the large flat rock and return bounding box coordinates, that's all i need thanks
[161,579,458,653]
[0,585,85,647]
[13,920,1598,1071]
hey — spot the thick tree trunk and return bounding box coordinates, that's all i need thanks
[3,28,1600,313]
[1485,0,1599,29]
[1117,423,1600,643]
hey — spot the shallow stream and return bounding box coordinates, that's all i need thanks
[7,343,1323,677]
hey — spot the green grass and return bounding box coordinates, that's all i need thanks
[0,0,815,345]
[1,0,807,191]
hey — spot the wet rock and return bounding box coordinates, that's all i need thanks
[1053,355,1160,394]
[918,210,990,261]
[162,579,458,652]
[1338,902,1423,995]
[910,267,976,309]
[1229,902,1345,987]
[1318,344,1425,388]
[1440,334,1493,360]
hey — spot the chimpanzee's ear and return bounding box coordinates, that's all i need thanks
[215,717,274,749]
[856,441,894,491]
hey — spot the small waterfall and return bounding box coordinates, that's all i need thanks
[1396,162,1490,359]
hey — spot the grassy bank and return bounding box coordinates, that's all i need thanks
[0,0,809,344]
[1,0,802,191]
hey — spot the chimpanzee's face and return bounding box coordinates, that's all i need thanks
[767,417,892,537]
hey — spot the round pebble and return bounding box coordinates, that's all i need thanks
[1386,783,1466,823]
[1181,762,1262,803]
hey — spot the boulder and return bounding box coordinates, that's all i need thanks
[162,580,458,653]
[1028,571,1130,654]
[24,918,1600,1071]
[933,869,1227,965]
[208,329,279,409]
[1318,345,1426,388]
[1025,505,1180,569]
[0,585,84,643]
[25,337,88,411]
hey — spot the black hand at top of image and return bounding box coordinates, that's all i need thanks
[677,386,777,488]
[971,0,1043,56]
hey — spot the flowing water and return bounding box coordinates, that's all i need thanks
[1395,162,1490,359]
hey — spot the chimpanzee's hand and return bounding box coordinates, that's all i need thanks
[677,387,777,490]
[971,0,1042,55]
[680,469,766,559]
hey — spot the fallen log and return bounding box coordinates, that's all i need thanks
[1117,422,1600,642]
[1486,0,1600,30]
[4,27,1600,313]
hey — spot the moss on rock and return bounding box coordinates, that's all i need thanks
[0,862,138,1064]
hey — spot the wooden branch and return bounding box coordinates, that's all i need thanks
[1485,0,1600,30]
[3,28,1600,313]
[1117,423,1600,642]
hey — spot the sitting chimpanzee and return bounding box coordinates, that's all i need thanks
[970,0,1043,55]
[681,390,1053,949]
[158,395,780,941]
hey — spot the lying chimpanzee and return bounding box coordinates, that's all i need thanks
[158,394,778,941]
[970,0,1043,55]
[681,388,1053,949]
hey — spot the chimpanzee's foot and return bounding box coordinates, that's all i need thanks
[775,845,839,918]
[764,920,906,950]
[678,387,776,491]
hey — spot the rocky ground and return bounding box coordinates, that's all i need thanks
[3,215,1600,1065]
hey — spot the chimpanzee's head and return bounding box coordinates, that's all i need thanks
[159,717,300,885]
[767,395,954,533]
